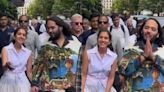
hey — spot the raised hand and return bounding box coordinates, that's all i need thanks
[144,35,153,58]
[143,35,156,62]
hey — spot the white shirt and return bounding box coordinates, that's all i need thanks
[39,32,50,46]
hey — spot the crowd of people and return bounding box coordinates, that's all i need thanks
[0,12,164,92]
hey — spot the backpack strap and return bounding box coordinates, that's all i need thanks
[110,25,126,39]
[110,26,113,32]
[120,25,125,34]
[110,25,125,34]
[120,25,126,39]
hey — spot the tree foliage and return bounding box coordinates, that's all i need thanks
[112,0,125,13]
[112,0,164,15]
[27,0,41,18]
[82,0,102,18]
[28,0,54,19]
[51,0,75,18]
[28,0,102,19]
[112,0,139,14]
[138,0,164,15]
[0,0,17,19]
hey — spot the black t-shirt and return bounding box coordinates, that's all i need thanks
[0,29,11,53]
[79,29,96,45]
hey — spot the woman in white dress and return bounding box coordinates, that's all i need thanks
[0,27,32,92]
[82,30,117,92]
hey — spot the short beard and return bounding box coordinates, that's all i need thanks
[143,34,158,43]
[49,30,61,41]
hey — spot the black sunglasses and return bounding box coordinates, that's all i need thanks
[74,22,83,25]
[98,21,108,24]
[19,20,28,23]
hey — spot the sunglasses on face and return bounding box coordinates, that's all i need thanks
[19,20,28,23]
[98,21,108,24]
[74,22,83,25]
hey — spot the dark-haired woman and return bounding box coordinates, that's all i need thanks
[0,27,32,92]
[82,30,117,92]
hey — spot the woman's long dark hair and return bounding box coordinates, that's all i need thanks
[137,18,164,47]
[97,30,113,51]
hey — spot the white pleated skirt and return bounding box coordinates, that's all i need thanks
[0,71,31,92]
[85,86,117,92]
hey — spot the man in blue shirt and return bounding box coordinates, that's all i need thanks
[0,14,14,77]
[79,13,100,46]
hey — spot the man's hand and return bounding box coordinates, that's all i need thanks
[144,37,152,57]
[63,82,72,89]
[31,86,39,92]
[144,36,156,60]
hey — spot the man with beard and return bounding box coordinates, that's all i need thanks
[118,18,164,92]
[32,16,81,92]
